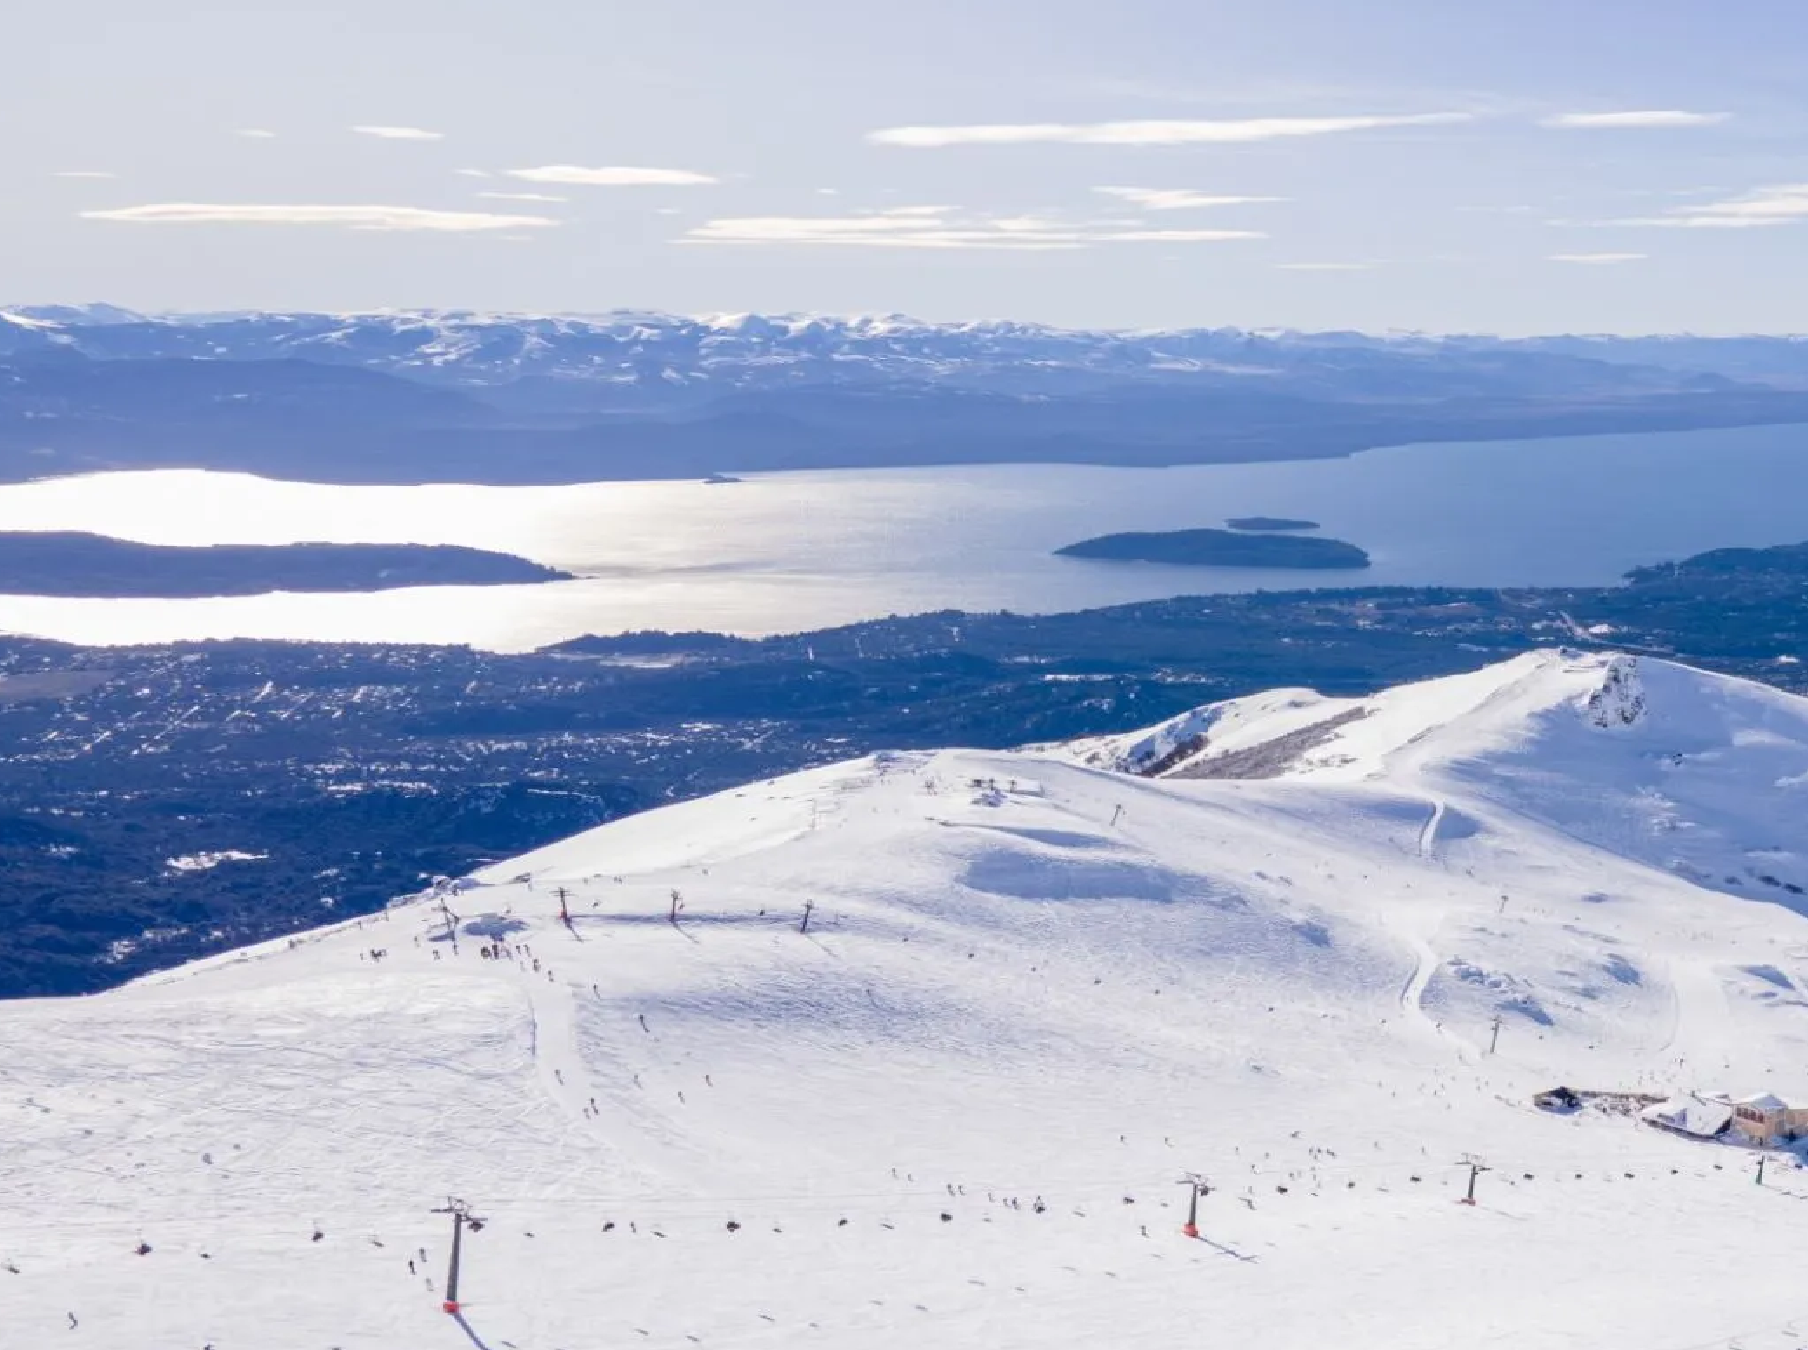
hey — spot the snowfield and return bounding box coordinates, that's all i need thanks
[8,650,1808,1348]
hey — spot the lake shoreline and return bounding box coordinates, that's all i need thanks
[0,422,1803,649]
[14,398,1808,490]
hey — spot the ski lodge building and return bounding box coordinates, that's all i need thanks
[1641,1091,1808,1146]
[1643,1093,1733,1140]
[1728,1094,1808,1146]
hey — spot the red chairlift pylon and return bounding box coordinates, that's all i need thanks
[1178,1173,1210,1238]
[431,1198,485,1316]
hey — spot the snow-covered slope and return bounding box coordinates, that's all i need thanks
[8,651,1808,1349]
[1055,650,1808,907]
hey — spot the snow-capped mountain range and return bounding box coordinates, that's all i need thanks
[3,303,1805,402]
[8,304,1808,487]
[9,649,1808,1347]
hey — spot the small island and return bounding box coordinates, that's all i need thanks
[0,532,575,598]
[1055,527,1370,570]
[1226,517,1320,533]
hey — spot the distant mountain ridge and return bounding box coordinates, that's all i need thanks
[2,306,1807,485]
[4,305,1805,399]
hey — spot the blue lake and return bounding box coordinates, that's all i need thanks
[0,421,1803,651]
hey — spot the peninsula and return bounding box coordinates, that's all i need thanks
[0,532,575,598]
[1055,527,1371,570]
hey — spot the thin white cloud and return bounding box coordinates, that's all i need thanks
[1275,262,1376,271]
[1543,110,1727,129]
[454,169,492,178]
[1608,183,1808,229]
[1093,187,1283,211]
[477,191,568,203]
[506,165,716,186]
[235,129,278,139]
[1604,217,1776,230]
[1550,252,1647,264]
[868,112,1470,148]
[350,125,444,141]
[683,214,1064,250]
[53,171,117,180]
[681,207,1264,250]
[80,203,554,233]
[1104,228,1268,242]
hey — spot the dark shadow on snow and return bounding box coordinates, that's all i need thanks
[1196,1231,1259,1262]
[451,1311,497,1350]
[576,911,793,929]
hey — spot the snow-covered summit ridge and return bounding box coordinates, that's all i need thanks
[1054,649,1661,780]
[1051,649,1808,902]
[10,651,1808,1346]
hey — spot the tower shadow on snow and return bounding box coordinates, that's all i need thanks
[451,1310,497,1350]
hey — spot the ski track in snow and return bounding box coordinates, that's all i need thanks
[8,651,1808,1348]
[1417,795,1448,859]
[1396,930,1450,1047]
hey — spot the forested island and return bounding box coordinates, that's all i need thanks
[1055,527,1371,569]
[0,532,574,597]
[1227,517,1320,532]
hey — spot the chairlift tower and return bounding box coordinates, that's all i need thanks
[1177,1172,1211,1238]
[1458,1155,1490,1206]
[431,1197,486,1315]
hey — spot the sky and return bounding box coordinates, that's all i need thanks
[5,0,1806,334]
